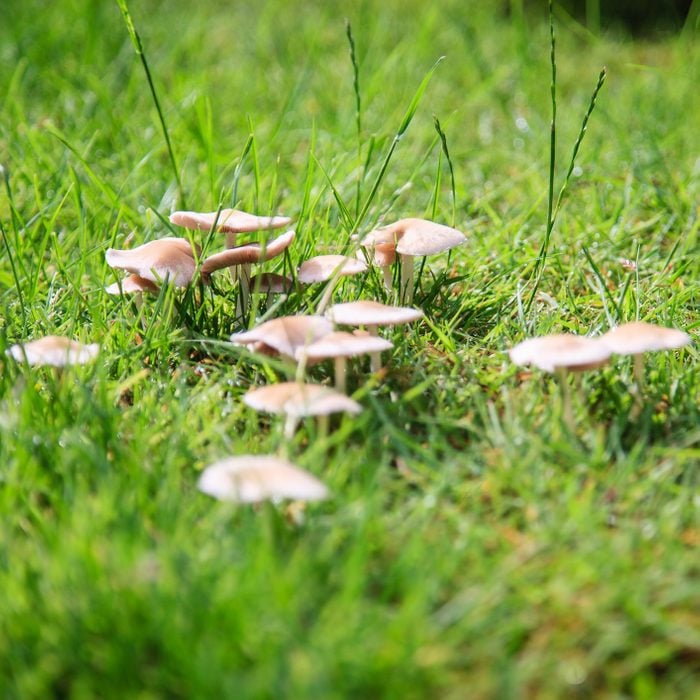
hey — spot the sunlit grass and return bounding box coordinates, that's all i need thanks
[0,0,698,697]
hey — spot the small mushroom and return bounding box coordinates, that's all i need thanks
[8,335,99,368]
[508,333,612,430]
[197,455,329,504]
[105,237,198,287]
[327,300,424,372]
[601,321,691,393]
[362,218,465,303]
[296,331,393,393]
[244,381,362,437]
[230,315,333,366]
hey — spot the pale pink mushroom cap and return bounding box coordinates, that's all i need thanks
[230,315,333,359]
[105,274,159,295]
[8,335,99,367]
[297,255,367,284]
[243,381,362,417]
[602,322,691,355]
[509,334,611,373]
[327,300,424,327]
[105,237,197,287]
[169,208,292,233]
[201,230,295,276]
[197,455,329,503]
[296,331,393,362]
[362,218,466,257]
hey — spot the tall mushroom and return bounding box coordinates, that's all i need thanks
[508,333,612,430]
[361,218,465,303]
[170,207,292,301]
[326,300,424,373]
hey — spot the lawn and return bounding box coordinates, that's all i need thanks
[0,0,698,697]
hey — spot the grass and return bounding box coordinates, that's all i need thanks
[1,0,699,697]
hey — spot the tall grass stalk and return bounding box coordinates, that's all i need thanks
[526,1,605,315]
[116,0,185,209]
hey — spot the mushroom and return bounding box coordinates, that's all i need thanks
[230,315,333,371]
[244,381,362,438]
[295,331,393,393]
[297,255,367,284]
[326,300,424,372]
[361,218,465,303]
[169,208,291,246]
[105,237,198,287]
[197,455,328,504]
[8,335,99,368]
[201,230,295,318]
[601,321,691,392]
[508,333,612,430]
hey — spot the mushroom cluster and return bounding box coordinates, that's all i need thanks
[508,321,691,427]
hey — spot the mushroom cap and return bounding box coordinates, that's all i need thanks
[602,322,691,355]
[105,274,159,295]
[362,218,466,257]
[327,300,424,327]
[296,331,393,362]
[297,255,367,284]
[248,273,293,294]
[509,333,611,373]
[197,455,329,503]
[8,335,100,367]
[244,381,362,417]
[169,208,292,233]
[230,315,333,360]
[105,237,197,287]
[201,230,295,275]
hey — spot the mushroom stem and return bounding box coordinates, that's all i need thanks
[334,356,347,394]
[633,353,645,392]
[368,326,382,373]
[283,413,299,441]
[400,253,415,304]
[556,367,575,432]
[382,265,393,292]
[225,232,238,285]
